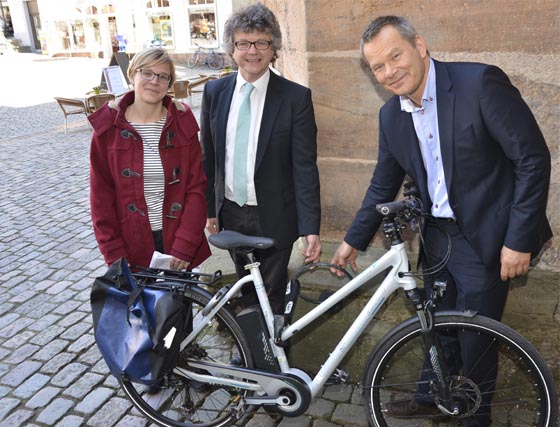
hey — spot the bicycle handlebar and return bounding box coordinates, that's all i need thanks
[376,198,422,217]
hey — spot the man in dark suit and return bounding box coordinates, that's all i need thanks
[331,16,551,425]
[200,3,321,315]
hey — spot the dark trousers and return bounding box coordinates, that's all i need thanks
[221,199,292,315]
[421,218,509,427]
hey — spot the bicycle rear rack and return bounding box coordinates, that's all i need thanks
[132,267,222,288]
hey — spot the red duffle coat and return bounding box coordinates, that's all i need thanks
[88,91,211,268]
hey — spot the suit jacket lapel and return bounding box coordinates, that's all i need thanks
[216,75,236,172]
[434,60,455,194]
[255,72,282,171]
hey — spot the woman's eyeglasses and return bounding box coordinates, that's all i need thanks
[137,69,171,84]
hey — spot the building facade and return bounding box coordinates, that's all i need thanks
[3,0,250,57]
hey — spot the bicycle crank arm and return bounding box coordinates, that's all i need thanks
[179,360,312,417]
[174,366,262,391]
[183,359,306,395]
[245,395,292,406]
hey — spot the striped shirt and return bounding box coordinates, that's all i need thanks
[130,117,166,231]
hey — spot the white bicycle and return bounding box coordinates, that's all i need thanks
[120,187,558,427]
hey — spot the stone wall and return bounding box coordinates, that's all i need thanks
[264,0,560,269]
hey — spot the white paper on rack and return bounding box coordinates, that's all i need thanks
[149,251,172,269]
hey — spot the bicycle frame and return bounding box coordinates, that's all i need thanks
[126,194,558,426]
[181,240,418,398]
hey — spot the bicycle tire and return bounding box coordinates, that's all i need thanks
[362,312,558,427]
[121,285,255,427]
[207,53,224,70]
[187,54,199,68]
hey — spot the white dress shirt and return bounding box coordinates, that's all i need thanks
[400,58,455,219]
[225,70,270,206]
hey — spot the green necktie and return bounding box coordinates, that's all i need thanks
[232,83,255,207]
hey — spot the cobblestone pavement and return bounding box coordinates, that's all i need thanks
[0,55,370,427]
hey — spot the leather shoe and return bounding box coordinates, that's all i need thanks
[385,399,449,420]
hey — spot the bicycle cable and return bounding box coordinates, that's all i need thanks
[291,262,353,307]
[400,213,452,280]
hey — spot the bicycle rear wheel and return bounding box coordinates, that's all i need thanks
[121,285,254,427]
[363,313,557,427]
[207,53,224,70]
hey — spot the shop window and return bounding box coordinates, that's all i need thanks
[148,13,173,47]
[55,20,70,50]
[1,6,14,38]
[107,15,117,40]
[102,4,115,14]
[86,18,101,45]
[147,1,170,7]
[71,20,85,49]
[188,3,216,47]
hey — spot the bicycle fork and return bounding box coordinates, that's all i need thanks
[405,287,462,417]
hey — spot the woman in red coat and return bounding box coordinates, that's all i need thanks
[88,47,210,270]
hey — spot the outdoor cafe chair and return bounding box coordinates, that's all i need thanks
[54,97,89,133]
[86,93,116,114]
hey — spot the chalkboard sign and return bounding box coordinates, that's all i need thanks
[110,52,132,84]
[100,52,134,91]
[103,66,128,95]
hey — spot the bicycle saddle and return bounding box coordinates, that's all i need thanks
[208,230,277,251]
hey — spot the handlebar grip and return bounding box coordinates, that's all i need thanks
[376,198,420,216]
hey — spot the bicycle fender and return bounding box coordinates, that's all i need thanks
[399,309,478,328]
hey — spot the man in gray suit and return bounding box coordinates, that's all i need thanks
[331,16,551,425]
[201,3,322,315]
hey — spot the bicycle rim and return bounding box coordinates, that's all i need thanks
[363,313,557,427]
[187,55,198,68]
[207,54,224,70]
[121,287,254,427]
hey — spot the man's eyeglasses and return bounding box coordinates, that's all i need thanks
[234,40,271,51]
[137,69,171,84]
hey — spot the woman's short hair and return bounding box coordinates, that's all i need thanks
[222,3,282,59]
[128,47,176,88]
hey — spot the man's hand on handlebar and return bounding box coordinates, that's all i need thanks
[330,241,359,277]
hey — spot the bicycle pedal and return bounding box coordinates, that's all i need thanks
[326,368,349,385]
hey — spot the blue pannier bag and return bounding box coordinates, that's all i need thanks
[90,258,186,385]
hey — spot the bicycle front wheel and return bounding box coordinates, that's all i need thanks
[121,285,254,427]
[207,53,224,70]
[187,54,199,68]
[363,313,557,427]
